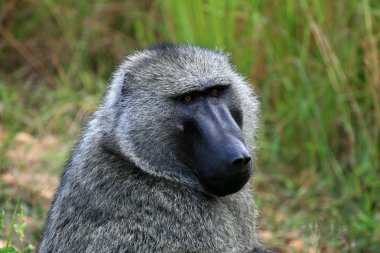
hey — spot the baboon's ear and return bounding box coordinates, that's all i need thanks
[100,132,123,158]
[121,72,134,98]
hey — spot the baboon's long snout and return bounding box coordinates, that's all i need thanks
[189,101,253,197]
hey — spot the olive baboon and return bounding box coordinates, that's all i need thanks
[39,44,274,253]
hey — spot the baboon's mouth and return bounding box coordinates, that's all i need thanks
[199,163,253,197]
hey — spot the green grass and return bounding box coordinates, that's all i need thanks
[0,199,35,253]
[0,0,379,252]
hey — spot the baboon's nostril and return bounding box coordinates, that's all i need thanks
[232,156,251,166]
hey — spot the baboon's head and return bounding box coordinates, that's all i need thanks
[97,45,259,197]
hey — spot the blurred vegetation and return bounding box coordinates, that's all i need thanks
[0,0,379,252]
[0,199,34,253]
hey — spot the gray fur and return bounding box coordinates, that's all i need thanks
[39,45,272,253]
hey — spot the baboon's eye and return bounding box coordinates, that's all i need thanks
[210,88,220,97]
[180,92,198,103]
[183,95,193,103]
[208,85,228,98]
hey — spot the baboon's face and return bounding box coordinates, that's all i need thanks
[114,47,256,197]
[173,84,252,196]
